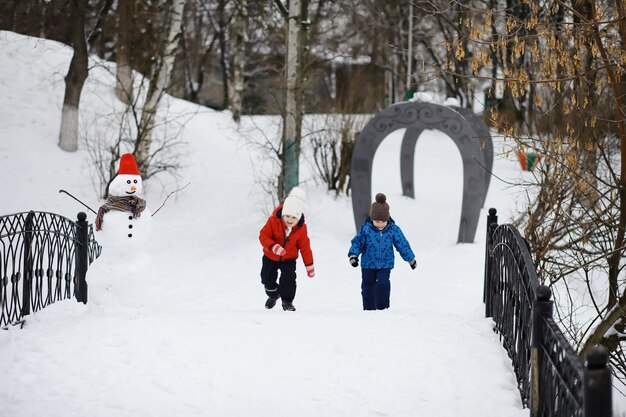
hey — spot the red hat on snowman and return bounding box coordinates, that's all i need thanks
[118,153,141,176]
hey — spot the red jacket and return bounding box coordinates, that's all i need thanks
[259,205,314,266]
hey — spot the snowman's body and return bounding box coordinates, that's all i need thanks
[90,207,152,305]
[95,206,153,250]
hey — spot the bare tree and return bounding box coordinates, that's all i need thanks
[230,0,246,122]
[134,0,186,174]
[310,114,358,195]
[436,0,626,381]
[58,0,88,152]
[272,0,307,198]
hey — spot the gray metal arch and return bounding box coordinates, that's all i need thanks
[351,101,489,243]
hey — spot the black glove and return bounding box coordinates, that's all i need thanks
[409,259,417,270]
[349,255,359,268]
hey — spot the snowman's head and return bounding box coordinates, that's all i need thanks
[108,174,144,197]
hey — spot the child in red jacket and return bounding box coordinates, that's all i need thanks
[259,186,315,311]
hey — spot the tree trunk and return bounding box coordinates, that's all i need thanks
[295,0,309,158]
[115,0,134,104]
[281,0,303,198]
[58,0,88,152]
[134,0,186,174]
[218,0,229,110]
[230,0,245,123]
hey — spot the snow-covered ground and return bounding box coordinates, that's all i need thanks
[0,30,543,417]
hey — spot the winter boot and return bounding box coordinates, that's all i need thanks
[265,297,278,309]
[282,301,296,311]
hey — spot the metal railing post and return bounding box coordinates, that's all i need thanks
[484,207,498,317]
[74,212,89,304]
[530,285,553,417]
[584,345,612,417]
[21,211,35,316]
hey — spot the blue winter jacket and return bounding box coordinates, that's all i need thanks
[348,218,415,269]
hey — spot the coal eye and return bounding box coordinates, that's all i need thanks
[133,179,138,184]
[127,180,131,184]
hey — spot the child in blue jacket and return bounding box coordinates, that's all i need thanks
[348,193,416,310]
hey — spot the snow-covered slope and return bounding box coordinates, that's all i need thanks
[0,30,532,417]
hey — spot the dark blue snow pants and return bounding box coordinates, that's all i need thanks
[361,268,391,310]
[260,255,297,302]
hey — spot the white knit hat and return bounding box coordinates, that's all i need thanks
[282,186,306,219]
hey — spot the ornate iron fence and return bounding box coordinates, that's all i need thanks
[0,211,101,328]
[484,208,612,417]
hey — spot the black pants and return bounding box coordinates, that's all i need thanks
[361,268,391,310]
[260,255,297,302]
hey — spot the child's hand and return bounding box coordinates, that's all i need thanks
[272,244,287,256]
[409,259,417,270]
[349,255,359,268]
[306,264,315,278]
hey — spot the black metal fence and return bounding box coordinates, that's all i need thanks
[484,208,612,417]
[0,211,101,328]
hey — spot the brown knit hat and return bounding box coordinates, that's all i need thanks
[370,193,390,221]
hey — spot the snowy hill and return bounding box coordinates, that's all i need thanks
[0,30,533,417]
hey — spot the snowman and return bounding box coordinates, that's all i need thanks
[95,153,153,247]
[88,153,154,307]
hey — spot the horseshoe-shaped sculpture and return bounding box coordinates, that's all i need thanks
[351,101,492,243]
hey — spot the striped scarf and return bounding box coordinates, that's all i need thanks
[95,195,146,231]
